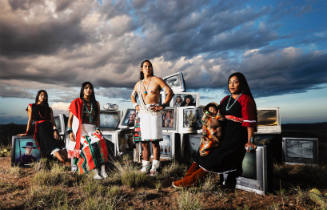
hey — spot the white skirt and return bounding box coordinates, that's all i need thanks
[139,110,162,141]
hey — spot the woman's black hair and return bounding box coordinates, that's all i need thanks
[35,90,49,107]
[140,60,153,80]
[181,95,195,106]
[80,81,98,120]
[228,72,254,99]
[228,72,257,124]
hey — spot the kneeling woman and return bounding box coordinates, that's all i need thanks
[20,90,66,163]
[67,82,109,179]
[173,72,257,188]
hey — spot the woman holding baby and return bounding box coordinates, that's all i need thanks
[172,72,257,188]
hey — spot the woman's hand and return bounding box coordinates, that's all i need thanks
[245,142,257,152]
[18,133,28,137]
[53,130,59,140]
[69,132,76,142]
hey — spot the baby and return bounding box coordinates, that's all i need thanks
[199,102,223,156]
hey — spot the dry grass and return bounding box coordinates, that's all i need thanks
[177,190,202,210]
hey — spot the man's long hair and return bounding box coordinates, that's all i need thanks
[79,81,98,120]
[140,59,153,80]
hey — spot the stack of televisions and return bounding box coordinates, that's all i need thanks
[11,72,320,195]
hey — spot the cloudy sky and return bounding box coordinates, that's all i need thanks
[0,0,326,124]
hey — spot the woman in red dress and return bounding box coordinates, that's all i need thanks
[172,72,257,188]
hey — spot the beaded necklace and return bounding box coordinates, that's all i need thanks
[225,93,242,111]
[142,78,152,95]
[83,100,93,122]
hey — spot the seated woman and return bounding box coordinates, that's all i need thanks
[172,72,257,188]
[67,82,109,179]
[19,90,67,163]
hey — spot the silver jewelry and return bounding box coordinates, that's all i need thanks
[225,94,242,111]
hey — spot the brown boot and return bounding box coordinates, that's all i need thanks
[172,168,207,188]
[184,162,199,177]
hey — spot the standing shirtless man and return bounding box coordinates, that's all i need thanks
[131,60,173,175]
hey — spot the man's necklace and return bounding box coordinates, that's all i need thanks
[225,94,242,111]
[142,78,152,95]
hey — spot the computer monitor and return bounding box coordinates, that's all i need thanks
[161,107,178,132]
[102,130,120,157]
[177,107,203,133]
[256,107,281,134]
[11,135,40,166]
[163,72,185,92]
[99,110,121,130]
[165,92,200,107]
[282,137,319,165]
[118,109,136,129]
[236,145,271,195]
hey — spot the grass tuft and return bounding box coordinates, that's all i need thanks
[177,190,202,210]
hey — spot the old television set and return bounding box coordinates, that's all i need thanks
[137,132,180,161]
[99,110,121,130]
[236,145,272,195]
[102,130,120,157]
[118,109,136,129]
[163,72,185,92]
[256,107,281,134]
[177,106,203,133]
[161,107,178,132]
[282,137,319,165]
[116,129,135,155]
[54,114,68,141]
[11,135,40,166]
[164,92,200,107]
[181,133,202,162]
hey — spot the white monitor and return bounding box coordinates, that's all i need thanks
[177,106,203,133]
[118,109,136,129]
[256,107,281,134]
[11,135,40,166]
[163,72,185,92]
[102,130,120,157]
[282,137,319,165]
[236,145,269,195]
[99,110,121,130]
[161,107,178,132]
[163,92,200,107]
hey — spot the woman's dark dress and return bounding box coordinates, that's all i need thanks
[28,104,62,158]
[193,94,256,173]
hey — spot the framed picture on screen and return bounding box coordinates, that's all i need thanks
[11,136,40,167]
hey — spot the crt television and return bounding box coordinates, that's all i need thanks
[11,135,40,166]
[236,145,272,195]
[256,107,281,134]
[161,107,178,132]
[102,130,120,157]
[164,92,200,107]
[282,137,319,165]
[163,72,185,92]
[182,133,202,162]
[100,110,121,130]
[118,109,136,129]
[177,106,203,133]
[54,114,68,141]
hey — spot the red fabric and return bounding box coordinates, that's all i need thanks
[238,94,256,127]
[82,146,96,171]
[225,115,243,123]
[69,98,83,150]
[93,132,109,162]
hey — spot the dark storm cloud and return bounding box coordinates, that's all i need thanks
[0,0,326,101]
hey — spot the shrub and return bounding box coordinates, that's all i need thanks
[177,190,202,210]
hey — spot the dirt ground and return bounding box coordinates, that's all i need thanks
[1,156,327,210]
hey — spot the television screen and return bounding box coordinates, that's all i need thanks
[147,133,176,160]
[11,136,40,166]
[256,108,281,134]
[282,137,318,164]
[178,107,203,133]
[165,92,200,107]
[119,109,136,129]
[161,108,177,132]
[236,145,270,195]
[163,72,185,92]
[188,134,202,157]
[118,130,135,155]
[100,111,120,130]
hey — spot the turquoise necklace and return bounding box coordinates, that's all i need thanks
[83,100,93,122]
[142,78,152,95]
[225,94,242,111]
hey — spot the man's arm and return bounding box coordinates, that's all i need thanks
[131,82,140,111]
